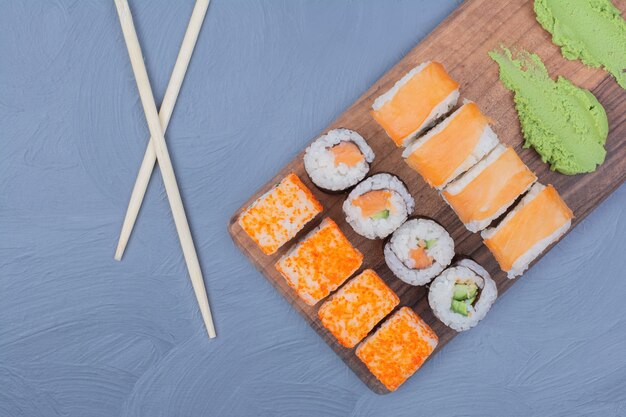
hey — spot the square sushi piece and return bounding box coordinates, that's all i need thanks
[356,307,438,392]
[371,61,459,147]
[482,183,573,278]
[238,173,323,255]
[276,218,363,305]
[442,144,537,232]
[403,101,499,189]
[318,269,399,348]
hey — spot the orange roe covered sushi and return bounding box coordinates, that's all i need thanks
[276,218,363,305]
[318,269,399,348]
[238,173,322,255]
[356,307,438,392]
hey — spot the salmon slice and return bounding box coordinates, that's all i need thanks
[410,244,433,269]
[352,190,393,218]
[482,184,573,276]
[371,62,459,147]
[318,269,399,348]
[356,307,438,392]
[404,102,494,188]
[443,146,537,232]
[330,141,364,167]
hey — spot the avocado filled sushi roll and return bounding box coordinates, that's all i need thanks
[343,173,415,239]
[304,129,375,191]
[384,218,455,286]
[428,259,497,332]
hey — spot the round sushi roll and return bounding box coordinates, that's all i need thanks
[428,259,497,332]
[343,173,414,239]
[384,218,455,286]
[304,129,375,191]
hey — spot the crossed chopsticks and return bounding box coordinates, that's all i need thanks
[113,0,216,338]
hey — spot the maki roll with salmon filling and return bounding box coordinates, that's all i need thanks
[304,129,375,191]
[343,173,415,239]
[384,218,455,286]
[428,259,497,332]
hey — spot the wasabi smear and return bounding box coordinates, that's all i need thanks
[489,47,608,175]
[535,0,626,89]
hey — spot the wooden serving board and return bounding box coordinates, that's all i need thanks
[229,0,626,394]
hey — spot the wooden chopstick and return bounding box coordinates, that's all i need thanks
[113,0,216,338]
[115,0,210,261]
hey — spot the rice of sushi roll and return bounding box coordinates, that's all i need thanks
[304,129,375,191]
[384,218,455,286]
[343,173,414,239]
[428,259,497,331]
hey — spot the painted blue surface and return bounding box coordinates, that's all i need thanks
[1,1,625,415]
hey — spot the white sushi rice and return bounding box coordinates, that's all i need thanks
[428,259,497,332]
[481,183,572,278]
[343,173,414,239]
[303,129,375,191]
[442,144,537,232]
[384,218,455,286]
[372,62,459,147]
[402,101,499,188]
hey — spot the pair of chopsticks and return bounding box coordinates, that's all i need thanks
[113,0,216,338]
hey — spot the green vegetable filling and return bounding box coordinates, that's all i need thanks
[451,283,479,317]
[371,209,390,220]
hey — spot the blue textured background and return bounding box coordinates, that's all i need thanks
[2,1,626,416]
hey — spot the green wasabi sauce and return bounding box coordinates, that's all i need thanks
[535,0,626,89]
[489,47,608,175]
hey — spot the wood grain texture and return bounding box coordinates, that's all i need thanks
[229,0,626,394]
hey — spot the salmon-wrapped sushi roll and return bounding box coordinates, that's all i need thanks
[371,61,459,147]
[276,218,363,305]
[403,101,499,189]
[482,183,573,278]
[238,173,322,254]
[442,145,537,232]
[356,307,438,392]
[318,269,399,348]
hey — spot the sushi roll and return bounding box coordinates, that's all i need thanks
[428,259,497,332]
[318,269,399,348]
[238,173,323,255]
[442,145,537,232]
[343,173,415,239]
[482,183,573,278]
[371,61,460,147]
[275,218,363,305]
[403,101,499,189]
[303,128,375,191]
[356,307,438,392]
[384,218,455,286]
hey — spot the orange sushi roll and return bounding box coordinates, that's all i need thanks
[371,61,460,147]
[318,269,399,348]
[238,173,322,255]
[356,307,438,392]
[276,218,363,305]
[442,145,537,232]
[482,183,573,278]
[402,101,499,189]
